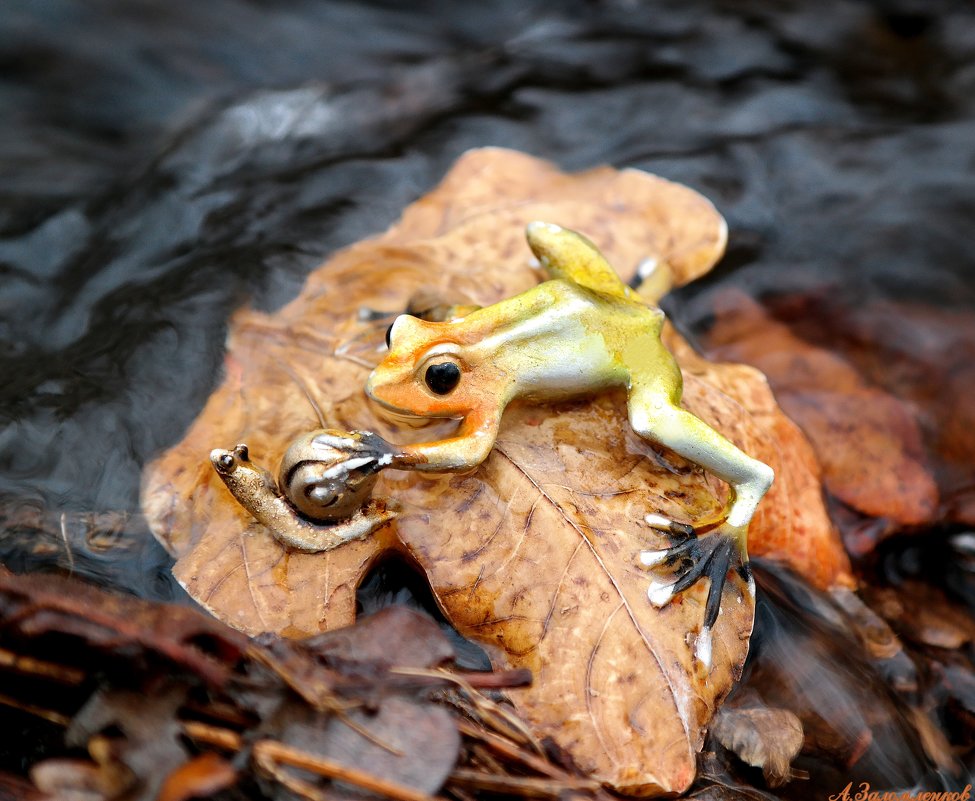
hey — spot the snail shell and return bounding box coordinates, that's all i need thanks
[278,429,390,522]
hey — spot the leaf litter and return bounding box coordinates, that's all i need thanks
[0,565,560,801]
[142,149,857,794]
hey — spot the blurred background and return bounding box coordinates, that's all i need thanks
[1,0,974,795]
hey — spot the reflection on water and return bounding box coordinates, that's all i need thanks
[731,561,967,795]
[1,0,974,792]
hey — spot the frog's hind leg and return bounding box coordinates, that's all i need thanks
[526,221,643,302]
[629,256,674,306]
[625,362,773,666]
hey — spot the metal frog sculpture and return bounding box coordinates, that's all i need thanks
[211,222,774,665]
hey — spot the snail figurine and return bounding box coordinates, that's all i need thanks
[209,430,397,552]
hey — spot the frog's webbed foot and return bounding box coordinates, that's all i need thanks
[639,517,754,669]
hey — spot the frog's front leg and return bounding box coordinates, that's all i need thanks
[627,384,774,667]
[390,412,501,473]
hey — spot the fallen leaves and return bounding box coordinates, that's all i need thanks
[386,391,755,795]
[863,581,975,652]
[141,148,853,794]
[0,557,248,685]
[703,290,975,554]
[0,772,47,801]
[784,298,975,529]
[711,705,804,787]
[693,559,975,794]
[704,291,939,543]
[156,754,238,801]
[0,566,551,801]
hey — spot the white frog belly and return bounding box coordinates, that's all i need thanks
[508,320,620,399]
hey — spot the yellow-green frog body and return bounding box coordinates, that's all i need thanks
[367,222,774,666]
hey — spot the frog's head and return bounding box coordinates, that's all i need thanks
[366,314,500,422]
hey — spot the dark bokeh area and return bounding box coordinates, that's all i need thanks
[2,1,975,796]
[3,0,974,516]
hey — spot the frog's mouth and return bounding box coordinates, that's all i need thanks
[367,397,439,429]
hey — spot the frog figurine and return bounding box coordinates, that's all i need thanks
[365,222,774,666]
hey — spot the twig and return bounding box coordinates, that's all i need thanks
[244,645,348,712]
[455,721,570,781]
[448,769,599,798]
[447,669,532,690]
[182,721,242,751]
[254,740,443,801]
[469,744,505,776]
[0,647,85,684]
[334,709,406,757]
[446,786,478,801]
[253,748,331,801]
[183,721,443,801]
[245,647,405,755]
[0,691,70,726]
[390,667,543,754]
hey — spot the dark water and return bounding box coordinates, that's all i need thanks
[3,0,975,514]
[2,0,974,793]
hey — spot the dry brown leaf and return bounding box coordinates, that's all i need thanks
[0,565,248,686]
[711,706,804,787]
[156,754,238,801]
[863,582,975,651]
[3,566,475,800]
[704,290,939,535]
[770,298,975,528]
[142,148,851,795]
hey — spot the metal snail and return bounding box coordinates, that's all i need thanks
[209,432,396,552]
[210,222,774,666]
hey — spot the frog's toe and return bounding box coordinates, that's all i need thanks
[640,533,749,666]
[641,536,730,607]
[643,512,695,542]
[694,624,714,669]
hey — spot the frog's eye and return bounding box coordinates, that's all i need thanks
[385,322,394,349]
[218,453,235,471]
[424,362,461,395]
